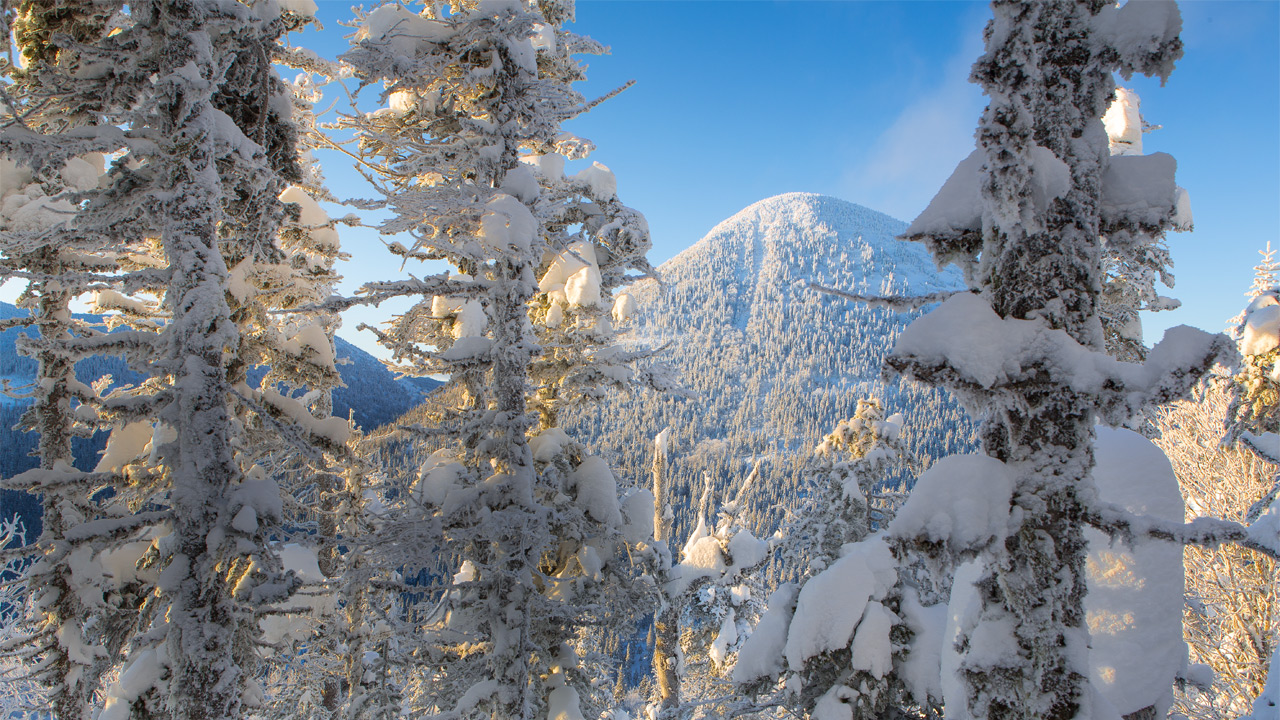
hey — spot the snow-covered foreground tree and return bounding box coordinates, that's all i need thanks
[0,1,124,715]
[334,1,658,717]
[881,2,1274,719]
[1,0,348,716]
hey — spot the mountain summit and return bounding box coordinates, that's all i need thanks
[566,193,975,535]
[655,192,961,318]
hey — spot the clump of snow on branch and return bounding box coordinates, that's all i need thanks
[783,538,896,671]
[887,454,1014,554]
[1240,292,1280,357]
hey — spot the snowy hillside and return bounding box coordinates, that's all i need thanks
[563,193,976,543]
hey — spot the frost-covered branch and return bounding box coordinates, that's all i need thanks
[318,273,488,312]
[809,282,962,311]
[1083,499,1279,560]
[62,511,170,543]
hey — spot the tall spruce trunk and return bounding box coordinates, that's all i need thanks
[651,432,680,716]
[151,1,247,715]
[961,2,1115,718]
[28,276,101,720]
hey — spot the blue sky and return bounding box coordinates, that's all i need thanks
[302,0,1278,358]
[6,2,1272,357]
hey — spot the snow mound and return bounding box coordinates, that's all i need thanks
[619,488,655,544]
[940,560,982,720]
[480,193,537,254]
[708,608,738,668]
[1241,293,1280,356]
[357,4,452,59]
[1101,153,1179,229]
[899,588,947,706]
[904,146,1068,238]
[531,427,572,462]
[1085,427,1186,718]
[574,161,617,199]
[1103,87,1144,156]
[904,149,982,238]
[570,456,622,527]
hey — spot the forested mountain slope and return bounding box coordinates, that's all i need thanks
[563,193,977,541]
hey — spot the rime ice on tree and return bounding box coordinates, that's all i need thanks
[337,2,657,718]
[890,2,1236,719]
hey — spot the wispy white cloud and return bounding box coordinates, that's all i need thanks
[839,22,987,223]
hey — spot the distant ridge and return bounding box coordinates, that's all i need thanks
[0,302,437,536]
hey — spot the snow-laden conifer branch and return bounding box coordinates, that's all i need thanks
[229,385,342,459]
[318,273,488,311]
[0,633,50,660]
[271,44,345,80]
[573,79,635,117]
[0,380,36,402]
[1083,500,1278,560]
[809,282,962,311]
[0,264,169,290]
[64,329,160,355]
[888,292,1235,421]
[62,511,170,543]
[0,316,33,332]
[1242,431,1280,465]
[97,389,166,418]
[2,466,125,493]
[0,125,131,170]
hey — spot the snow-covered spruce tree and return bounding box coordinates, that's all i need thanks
[1,0,348,716]
[1228,268,1280,445]
[777,399,905,572]
[0,1,144,715]
[649,464,769,720]
[887,3,1249,719]
[338,2,656,718]
[92,4,288,717]
[1097,87,1189,363]
[1241,243,1279,310]
[1226,246,1279,545]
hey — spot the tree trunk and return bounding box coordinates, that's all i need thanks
[960,3,1115,718]
[152,2,247,716]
